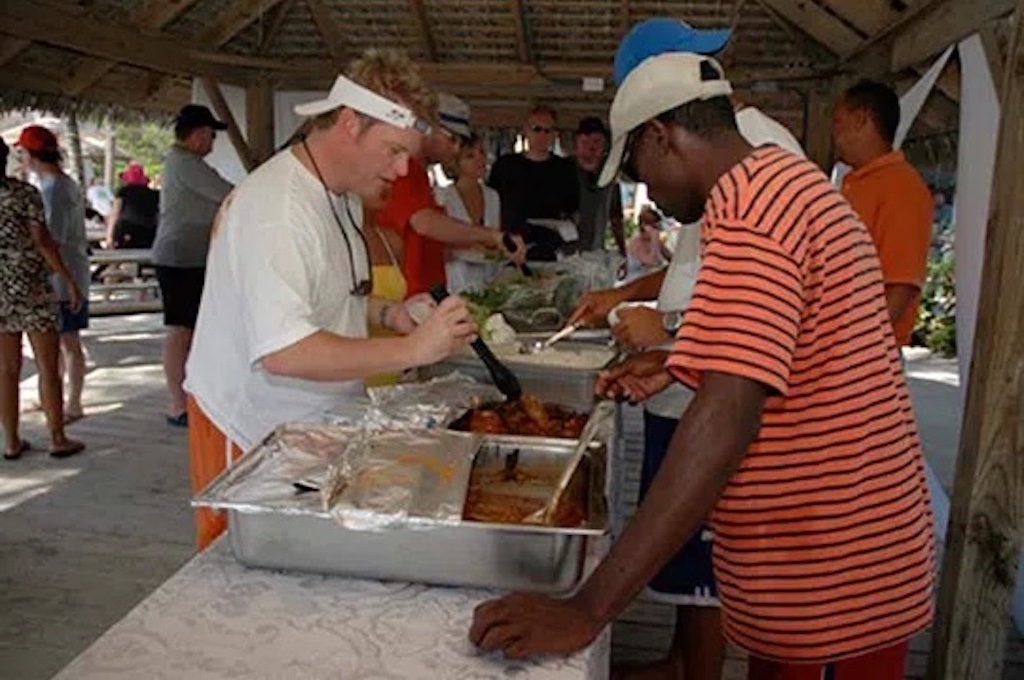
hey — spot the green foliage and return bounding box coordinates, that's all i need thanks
[913,255,956,357]
[111,121,174,181]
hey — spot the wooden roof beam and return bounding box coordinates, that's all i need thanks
[0,0,249,83]
[199,0,291,49]
[891,0,1015,72]
[0,35,30,67]
[508,0,535,65]
[62,56,123,97]
[258,0,297,53]
[134,0,203,30]
[757,0,865,56]
[62,0,205,98]
[408,0,437,62]
[305,0,345,65]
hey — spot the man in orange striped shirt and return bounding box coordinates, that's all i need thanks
[470,52,936,680]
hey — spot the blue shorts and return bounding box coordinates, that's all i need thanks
[58,300,89,334]
[639,410,719,606]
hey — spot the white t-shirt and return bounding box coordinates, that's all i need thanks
[734,106,804,156]
[184,150,370,450]
[645,108,806,420]
[435,182,501,228]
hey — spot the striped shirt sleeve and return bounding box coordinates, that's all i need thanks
[666,219,803,396]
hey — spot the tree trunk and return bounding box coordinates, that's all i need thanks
[66,107,86,190]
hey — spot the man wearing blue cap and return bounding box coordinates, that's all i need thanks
[615,18,802,158]
[564,19,799,680]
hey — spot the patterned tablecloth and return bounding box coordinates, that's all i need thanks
[54,539,610,680]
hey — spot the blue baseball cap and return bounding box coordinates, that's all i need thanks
[613,18,732,85]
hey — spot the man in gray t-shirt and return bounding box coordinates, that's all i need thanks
[152,104,233,427]
[573,117,625,256]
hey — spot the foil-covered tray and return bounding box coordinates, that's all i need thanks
[322,372,502,430]
[193,425,611,593]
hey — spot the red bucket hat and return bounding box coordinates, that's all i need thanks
[16,125,59,154]
[120,162,150,186]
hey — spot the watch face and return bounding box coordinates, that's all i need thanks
[663,311,682,332]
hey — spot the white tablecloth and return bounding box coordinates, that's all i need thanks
[54,540,610,680]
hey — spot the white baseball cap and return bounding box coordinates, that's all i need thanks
[294,75,432,134]
[437,92,472,138]
[598,52,733,187]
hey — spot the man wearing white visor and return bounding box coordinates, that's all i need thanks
[471,51,935,680]
[184,49,478,551]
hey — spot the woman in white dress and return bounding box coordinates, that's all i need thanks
[435,134,502,292]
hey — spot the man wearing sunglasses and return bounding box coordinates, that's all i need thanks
[183,49,479,551]
[471,50,935,680]
[488,105,579,260]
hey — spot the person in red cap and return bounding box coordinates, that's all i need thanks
[0,137,85,459]
[105,161,159,249]
[17,125,91,425]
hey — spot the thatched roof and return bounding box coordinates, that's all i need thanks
[0,1,1011,138]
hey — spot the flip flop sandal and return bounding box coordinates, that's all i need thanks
[4,439,30,460]
[49,441,85,459]
[165,412,188,428]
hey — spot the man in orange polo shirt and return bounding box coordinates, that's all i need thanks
[833,80,933,347]
[377,93,524,296]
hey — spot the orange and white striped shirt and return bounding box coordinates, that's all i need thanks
[666,146,936,663]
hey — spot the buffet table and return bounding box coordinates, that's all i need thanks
[54,538,610,680]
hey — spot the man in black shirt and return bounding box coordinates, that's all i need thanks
[488,105,578,260]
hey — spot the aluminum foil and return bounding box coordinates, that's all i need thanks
[322,429,481,531]
[193,424,367,516]
[322,372,503,431]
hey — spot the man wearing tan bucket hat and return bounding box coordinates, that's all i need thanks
[471,50,936,680]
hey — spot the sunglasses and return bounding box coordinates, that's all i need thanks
[529,124,555,134]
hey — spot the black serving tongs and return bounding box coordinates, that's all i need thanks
[430,284,523,402]
[503,233,533,278]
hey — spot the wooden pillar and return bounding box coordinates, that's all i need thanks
[66,108,86,188]
[803,87,833,172]
[246,76,274,165]
[927,3,1024,678]
[103,129,116,189]
[199,77,255,172]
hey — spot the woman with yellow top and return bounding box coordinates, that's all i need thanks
[365,209,407,387]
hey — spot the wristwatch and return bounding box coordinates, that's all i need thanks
[662,310,683,336]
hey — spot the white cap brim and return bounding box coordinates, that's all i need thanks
[598,132,628,188]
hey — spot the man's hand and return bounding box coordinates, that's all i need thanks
[495,231,527,266]
[68,285,85,314]
[469,592,604,660]
[611,307,669,350]
[409,295,477,365]
[566,288,626,329]
[595,350,672,403]
[385,293,436,334]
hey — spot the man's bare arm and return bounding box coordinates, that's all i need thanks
[261,332,424,382]
[884,283,918,326]
[409,208,501,248]
[576,371,767,622]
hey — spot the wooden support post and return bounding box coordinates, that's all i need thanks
[927,1,1024,678]
[803,86,836,172]
[199,77,255,172]
[246,77,274,165]
[103,130,116,189]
